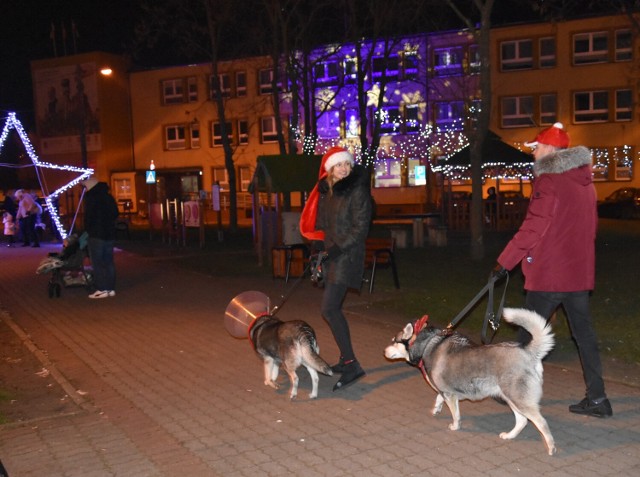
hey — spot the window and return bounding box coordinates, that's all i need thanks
[235,71,247,97]
[402,51,418,80]
[374,158,402,188]
[615,89,632,121]
[501,96,534,127]
[345,109,360,138]
[316,110,341,138]
[540,94,557,125]
[212,121,233,146]
[210,74,230,99]
[435,101,464,130]
[539,37,556,68]
[314,61,339,86]
[165,124,186,150]
[405,104,421,134]
[467,45,481,74]
[261,116,278,142]
[162,79,184,105]
[615,29,632,62]
[372,54,399,80]
[237,119,249,145]
[190,121,200,148]
[258,68,280,95]
[213,167,229,190]
[187,77,198,102]
[574,90,608,123]
[573,32,608,65]
[344,58,357,84]
[238,166,252,192]
[379,105,401,135]
[433,47,463,76]
[500,40,533,71]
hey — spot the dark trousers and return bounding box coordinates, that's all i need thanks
[523,290,606,400]
[20,214,39,245]
[321,282,355,363]
[88,237,116,291]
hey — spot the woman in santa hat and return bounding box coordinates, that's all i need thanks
[300,146,372,391]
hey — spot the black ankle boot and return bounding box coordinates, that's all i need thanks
[333,360,365,391]
[330,357,346,374]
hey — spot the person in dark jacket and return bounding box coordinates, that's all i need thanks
[80,178,120,299]
[301,147,372,391]
[493,123,611,418]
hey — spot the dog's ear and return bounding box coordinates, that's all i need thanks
[402,323,413,340]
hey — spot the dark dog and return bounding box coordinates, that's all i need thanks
[249,314,333,400]
[384,308,556,455]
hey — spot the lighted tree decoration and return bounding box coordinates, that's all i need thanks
[0,112,93,239]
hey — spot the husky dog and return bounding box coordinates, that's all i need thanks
[249,314,333,400]
[384,308,556,455]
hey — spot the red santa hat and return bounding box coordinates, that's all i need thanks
[323,146,354,172]
[524,122,570,149]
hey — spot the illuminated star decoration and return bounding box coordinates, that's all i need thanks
[0,112,93,239]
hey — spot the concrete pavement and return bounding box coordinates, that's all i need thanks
[0,241,639,476]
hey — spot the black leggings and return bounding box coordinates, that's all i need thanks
[321,282,355,362]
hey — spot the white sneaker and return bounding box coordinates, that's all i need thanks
[108,290,116,297]
[89,290,111,299]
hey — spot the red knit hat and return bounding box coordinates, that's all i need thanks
[524,122,570,149]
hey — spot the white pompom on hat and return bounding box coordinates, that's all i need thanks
[323,146,355,172]
[524,122,570,149]
[80,178,99,190]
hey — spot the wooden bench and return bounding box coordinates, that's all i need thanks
[363,237,400,293]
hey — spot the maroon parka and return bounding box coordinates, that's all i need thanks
[497,146,596,292]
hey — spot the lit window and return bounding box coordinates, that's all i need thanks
[187,77,198,102]
[435,101,464,130]
[574,91,609,123]
[540,94,557,125]
[345,110,360,138]
[212,121,233,146]
[573,32,608,65]
[500,40,533,71]
[615,30,632,61]
[261,116,278,142]
[235,71,247,97]
[210,74,230,99]
[213,167,229,190]
[316,110,341,138]
[467,45,481,74]
[615,89,632,122]
[433,47,463,76]
[402,51,418,80]
[190,121,200,148]
[405,104,421,134]
[501,96,534,128]
[374,158,402,188]
[344,58,357,84]
[162,79,184,105]
[238,119,249,145]
[258,68,280,95]
[379,106,401,135]
[165,124,186,150]
[314,61,339,86]
[539,37,556,68]
[238,166,252,192]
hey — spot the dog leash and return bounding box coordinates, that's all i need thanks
[269,254,320,317]
[444,272,509,344]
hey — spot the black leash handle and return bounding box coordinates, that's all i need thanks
[444,272,509,344]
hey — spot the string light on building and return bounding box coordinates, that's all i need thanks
[0,112,94,239]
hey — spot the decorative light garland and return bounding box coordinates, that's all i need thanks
[0,112,94,239]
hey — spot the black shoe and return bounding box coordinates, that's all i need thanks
[569,397,612,418]
[330,358,346,374]
[333,361,365,391]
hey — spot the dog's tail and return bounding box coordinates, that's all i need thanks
[502,308,555,360]
[298,325,333,376]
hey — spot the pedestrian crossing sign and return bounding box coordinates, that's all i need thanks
[146,170,156,184]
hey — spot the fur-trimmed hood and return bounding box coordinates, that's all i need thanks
[533,146,592,177]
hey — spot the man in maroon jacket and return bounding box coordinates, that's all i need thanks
[494,123,612,418]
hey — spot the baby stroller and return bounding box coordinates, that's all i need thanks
[36,232,93,298]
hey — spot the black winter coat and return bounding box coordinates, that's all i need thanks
[316,165,372,289]
[84,182,120,241]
